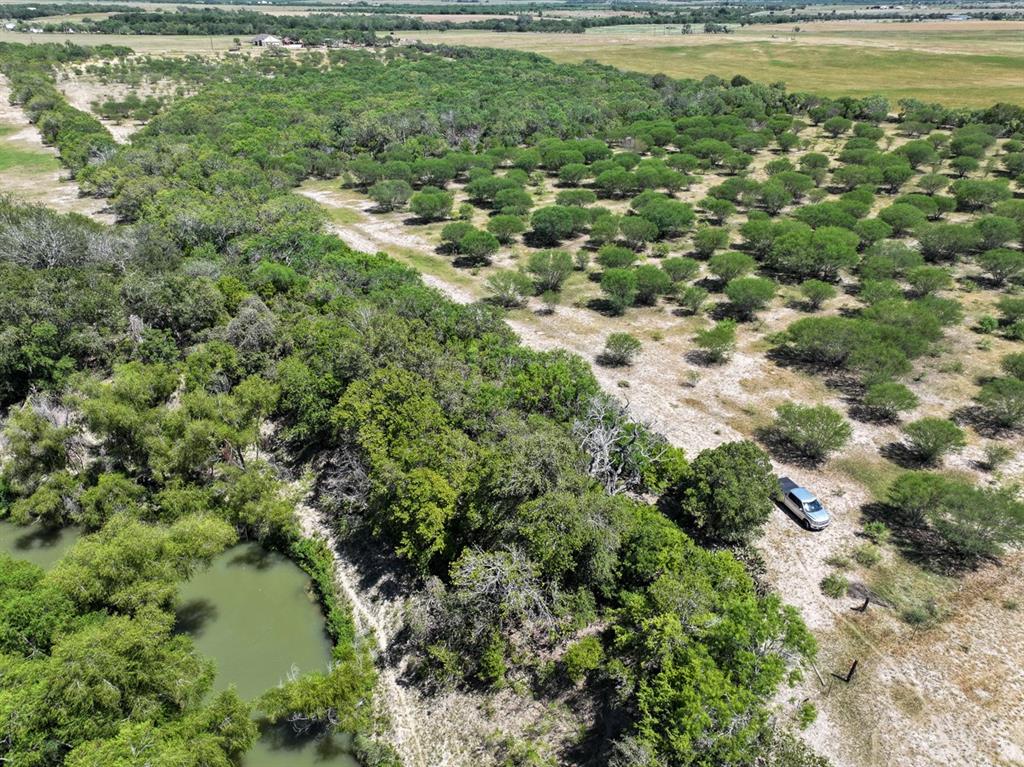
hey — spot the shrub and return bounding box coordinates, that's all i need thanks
[1002,353,1024,380]
[486,214,525,244]
[903,418,966,465]
[888,472,1024,562]
[530,206,577,245]
[440,221,474,252]
[982,442,1013,471]
[977,248,1024,285]
[770,403,852,462]
[796,702,818,730]
[906,265,952,296]
[599,333,642,367]
[975,216,1019,250]
[823,116,853,136]
[820,573,849,598]
[862,381,918,421]
[368,179,413,211]
[851,543,882,568]
[477,632,507,687]
[677,285,709,315]
[526,249,574,293]
[589,214,620,245]
[862,521,891,545]
[634,265,672,305]
[620,216,659,249]
[661,257,700,283]
[494,187,533,216]
[409,187,453,221]
[725,277,776,320]
[692,226,730,258]
[674,441,777,543]
[562,636,604,683]
[917,223,981,262]
[999,296,1024,325]
[701,196,736,224]
[459,229,500,264]
[556,188,597,207]
[484,271,532,308]
[950,178,1012,211]
[600,268,638,314]
[708,251,756,283]
[596,245,637,270]
[694,320,736,363]
[975,377,1024,428]
[558,163,590,186]
[799,279,837,310]
[879,203,926,236]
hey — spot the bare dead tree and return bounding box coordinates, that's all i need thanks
[318,446,371,518]
[572,393,668,495]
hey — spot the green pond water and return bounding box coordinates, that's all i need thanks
[175,542,358,767]
[0,525,356,766]
[0,521,82,568]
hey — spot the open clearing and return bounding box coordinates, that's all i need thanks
[400,20,1024,107]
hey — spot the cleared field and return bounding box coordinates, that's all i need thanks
[400,22,1024,107]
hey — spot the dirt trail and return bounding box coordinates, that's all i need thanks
[293,499,430,767]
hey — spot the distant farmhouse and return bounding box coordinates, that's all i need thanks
[250,34,283,47]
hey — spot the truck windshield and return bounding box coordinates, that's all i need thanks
[805,500,823,513]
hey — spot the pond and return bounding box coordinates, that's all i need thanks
[175,542,359,767]
[0,521,82,568]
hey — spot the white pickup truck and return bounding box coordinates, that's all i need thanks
[778,477,831,530]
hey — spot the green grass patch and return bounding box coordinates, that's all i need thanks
[0,125,59,173]
[869,558,954,628]
[322,204,363,226]
[833,452,906,503]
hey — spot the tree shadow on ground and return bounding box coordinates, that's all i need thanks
[878,440,931,469]
[683,349,727,367]
[754,425,828,468]
[848,403,899,425]
[585,297,623,317]
[952,404,1017,439]
[860,501,985,575]
[452,254,491,269]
